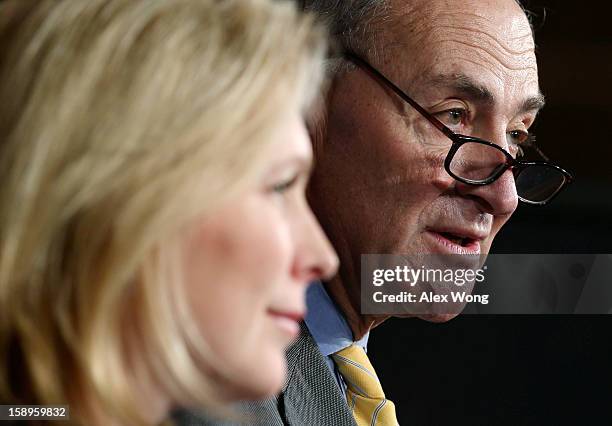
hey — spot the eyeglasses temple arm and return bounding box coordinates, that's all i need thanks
[343,52,456,140]
[531,143,551,162]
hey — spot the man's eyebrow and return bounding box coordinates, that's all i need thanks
[427,73,495,105]
[425,73,546,113]
[521,93,546,113]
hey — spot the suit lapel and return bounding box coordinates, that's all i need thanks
[281,323,357,426]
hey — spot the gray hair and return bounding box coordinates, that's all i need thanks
[301,0,389,59]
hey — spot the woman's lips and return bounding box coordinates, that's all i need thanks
[267,309,303,338]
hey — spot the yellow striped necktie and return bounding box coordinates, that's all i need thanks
[332,344,399,426]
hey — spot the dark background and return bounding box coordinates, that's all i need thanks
[370,1,612,424]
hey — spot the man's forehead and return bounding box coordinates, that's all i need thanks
[385,0,534,52]
[390,0,528,23]
[377,0,539,108]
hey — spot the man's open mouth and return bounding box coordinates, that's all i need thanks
[425,227,485,255]
[438,232,474,247]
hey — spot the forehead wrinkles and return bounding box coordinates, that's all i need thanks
[383,1,537,80]
[433,13,535,71]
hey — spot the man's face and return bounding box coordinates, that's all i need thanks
[308,0,540,317]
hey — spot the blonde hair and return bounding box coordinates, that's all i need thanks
[0,0,326,424]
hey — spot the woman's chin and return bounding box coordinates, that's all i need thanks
[226,356,288,401]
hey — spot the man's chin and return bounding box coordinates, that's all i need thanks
[391,312,459,322]
[417,312,460,323]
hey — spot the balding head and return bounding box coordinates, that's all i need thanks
[378,0,537,92]
[303,0,531,61]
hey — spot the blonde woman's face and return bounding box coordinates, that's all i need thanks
[181,109,338,400]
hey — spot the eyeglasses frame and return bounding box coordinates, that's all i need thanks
[343,51,574,205]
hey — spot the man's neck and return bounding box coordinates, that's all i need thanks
[323,276,389,341]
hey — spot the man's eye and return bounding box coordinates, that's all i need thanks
[508,129,530,144]
[507,130,534,158]
[437,108,466,127]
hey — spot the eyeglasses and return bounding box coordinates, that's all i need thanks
[344,51,574,205]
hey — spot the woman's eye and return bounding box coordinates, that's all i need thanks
[271,175,298,194]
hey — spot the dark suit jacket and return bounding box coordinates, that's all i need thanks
[173,323,357,425]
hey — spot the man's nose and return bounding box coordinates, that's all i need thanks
[455,169,519,216]
[453,130,519,216]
